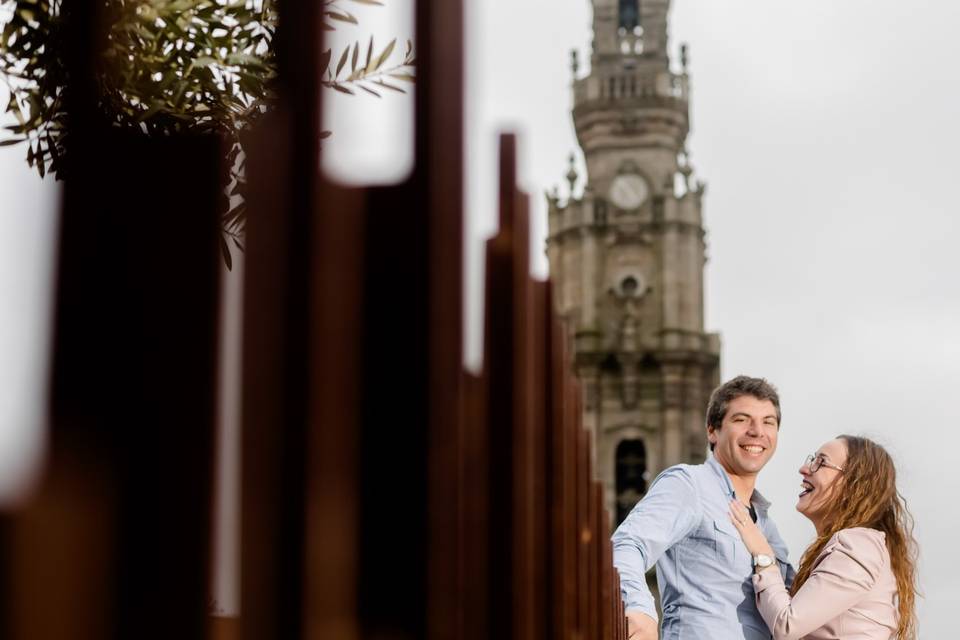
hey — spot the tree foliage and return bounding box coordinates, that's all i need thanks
[0,0,415,267]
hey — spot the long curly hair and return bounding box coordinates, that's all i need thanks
[790,435,918,638]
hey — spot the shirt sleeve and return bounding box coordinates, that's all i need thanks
[751,529,886,640]
[611,468,699,621]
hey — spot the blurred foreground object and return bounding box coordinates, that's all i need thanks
[0,0,414,266]
[0,1,628,639]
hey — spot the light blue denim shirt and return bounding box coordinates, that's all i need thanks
[612,455,796,640]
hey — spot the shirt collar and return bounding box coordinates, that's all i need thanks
[706,454,772,512]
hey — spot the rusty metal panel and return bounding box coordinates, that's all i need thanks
[460,371,489,640]
[303,184,366,640]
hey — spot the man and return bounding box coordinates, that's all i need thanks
[612,376,796,640]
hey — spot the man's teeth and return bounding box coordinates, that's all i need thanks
[741,445,764,453]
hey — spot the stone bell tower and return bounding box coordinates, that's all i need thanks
[546,0,721,526]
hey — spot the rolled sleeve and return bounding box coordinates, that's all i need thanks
[611,468,699,619]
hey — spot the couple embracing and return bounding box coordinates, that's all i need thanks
[612,376,918,640]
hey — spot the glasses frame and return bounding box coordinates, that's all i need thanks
[804,454,844,474]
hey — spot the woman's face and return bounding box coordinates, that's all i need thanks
[797,438,848,529]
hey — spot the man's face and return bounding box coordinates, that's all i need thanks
[707,395,779,478]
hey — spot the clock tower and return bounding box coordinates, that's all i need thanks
[546,0,721,525]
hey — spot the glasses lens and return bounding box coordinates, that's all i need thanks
[805,454,819,472]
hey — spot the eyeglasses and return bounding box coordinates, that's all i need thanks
[804,454,844,474]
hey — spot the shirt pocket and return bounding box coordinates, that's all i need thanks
[712,518,740,562]
[680,518,739,561]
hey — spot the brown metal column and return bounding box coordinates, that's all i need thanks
[239,0,322,635]
[9,4,222,635]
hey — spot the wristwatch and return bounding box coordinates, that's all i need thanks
[752,554,775,571]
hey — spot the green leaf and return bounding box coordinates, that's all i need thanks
[364,35,374,73]
[373,79,404,93]
[350,41,359,72]
[325,12,358,25]
[335,46,349,78]
[220,235,233,270]
[374,38,395,71]
[356,83,380,98]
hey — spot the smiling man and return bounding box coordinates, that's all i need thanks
[612,376,796,640]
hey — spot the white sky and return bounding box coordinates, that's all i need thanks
[1,0,957,632]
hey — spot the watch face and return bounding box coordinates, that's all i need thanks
[754,554,775,567]
[609,173,649,210]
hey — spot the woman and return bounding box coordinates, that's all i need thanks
[728,435,918,639]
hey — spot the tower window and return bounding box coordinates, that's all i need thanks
[619,0,639,31]
[616,439,647,524]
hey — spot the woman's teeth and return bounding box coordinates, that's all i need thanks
[799,481,814,497]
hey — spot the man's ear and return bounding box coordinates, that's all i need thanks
[706,424,718,445]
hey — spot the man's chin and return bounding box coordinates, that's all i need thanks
[735,457,769,474]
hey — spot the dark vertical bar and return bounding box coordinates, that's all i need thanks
[304,184,366,640]
[240,0,321,633]
[512,191,535,640]
[461,371,489,640]
[547,288,575,640]
[588,482,600,639]
[39,0,226,617]
[8,5,119,638]
[353,0,466,636]
[576,428,590,636]
[357,181,428,640]
[421,0,466,631]
[545,300,561,639]
[530,281,549,639]
[564,378,580,639]
[484,134,518,640]
[34,100,221,640]
[601,525,611,640]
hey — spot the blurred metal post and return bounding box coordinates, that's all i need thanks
[7,2,223,636]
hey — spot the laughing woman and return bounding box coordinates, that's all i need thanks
[728,435,918,640]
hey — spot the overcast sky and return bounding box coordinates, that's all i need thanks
[1,0,957,632]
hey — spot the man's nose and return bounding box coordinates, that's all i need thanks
[745,420,761,435]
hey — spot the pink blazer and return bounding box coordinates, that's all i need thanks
[752,527,899,639]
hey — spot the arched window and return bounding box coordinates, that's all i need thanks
[619,0,639,32]
[615,439,647,524]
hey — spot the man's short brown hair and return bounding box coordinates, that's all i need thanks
[705,376,781,451]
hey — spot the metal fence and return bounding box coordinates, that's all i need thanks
[1,0,628,638]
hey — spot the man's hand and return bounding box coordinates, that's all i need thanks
[625,611,658,640]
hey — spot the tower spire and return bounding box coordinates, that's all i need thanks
[547,0,720,527]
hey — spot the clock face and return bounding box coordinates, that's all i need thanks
[609,174,649,210]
